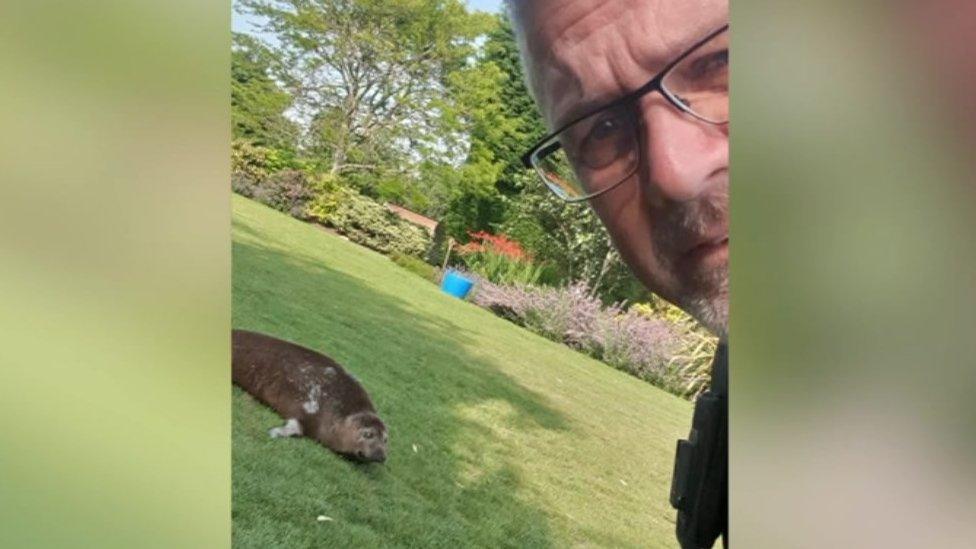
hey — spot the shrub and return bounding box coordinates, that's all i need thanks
[307,187,431,258]
[231,171,260,198]
[464,272,691,395]
[519,281,605,347]
[305,174,352,221]
[234,169,315,219]
[593,311,681,390]
[631,296,718,398]
[425,221,450,267]
[391,252,437,282]
[457,231,545,286]
[667,328,717,399]
[231,139,298,181]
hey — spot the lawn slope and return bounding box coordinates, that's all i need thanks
[232,195,691,548]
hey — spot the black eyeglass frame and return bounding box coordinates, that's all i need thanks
[520,23,730,203]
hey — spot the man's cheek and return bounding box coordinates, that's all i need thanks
[592,192,674,293]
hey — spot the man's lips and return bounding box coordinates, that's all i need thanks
[681,235,729,267]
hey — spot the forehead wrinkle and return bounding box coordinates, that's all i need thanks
[553,0,625,47]
[529,0,727,127]
[543,39,628,125]
[606,25,671,93]
[531,10,610,126]
[543,3,683,116]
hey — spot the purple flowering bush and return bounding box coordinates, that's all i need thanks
[594,311,682,388]
[232,169,315,219]
[459,269,696,395]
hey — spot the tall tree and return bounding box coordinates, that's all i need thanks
[231,32,298,151]
[480,13,547,195]
[436,12,544,239]
[238,0,492,177]
[437,46,514,238]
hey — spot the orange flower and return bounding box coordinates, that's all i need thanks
[461,231,530,261]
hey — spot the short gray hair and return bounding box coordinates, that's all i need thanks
[502,0,545,107]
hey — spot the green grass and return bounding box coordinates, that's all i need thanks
[232,195,691,548]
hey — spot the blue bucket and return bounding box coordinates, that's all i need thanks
[441,270,475,299]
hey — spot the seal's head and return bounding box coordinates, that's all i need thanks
[335,412,388,463]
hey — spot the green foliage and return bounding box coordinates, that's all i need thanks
[435,101,510,238]
[231,33,298,151]
[304,173,350,221]
[429,13,536,241]
[502,180,647,304]
[390,252,438,282]
[307,186,431,257]
[425,220,450,267]
[461,251,544,287]
[480,13,548,195]
[231,139,302,182]
[240,0,493,179]
[456,232,545,286]
[440,185,507,241]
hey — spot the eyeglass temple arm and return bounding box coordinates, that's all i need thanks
[521,141,562,169]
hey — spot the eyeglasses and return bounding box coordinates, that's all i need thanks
[521,24,729,203]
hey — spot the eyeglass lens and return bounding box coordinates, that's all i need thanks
[533,28,728,201]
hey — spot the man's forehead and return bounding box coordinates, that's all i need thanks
[517,0,727,128]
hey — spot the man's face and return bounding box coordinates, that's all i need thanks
[517,0,729,337]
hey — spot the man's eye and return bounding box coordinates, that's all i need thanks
[589,117,621,141]
[571,108,634,170]
[690,50,728,79]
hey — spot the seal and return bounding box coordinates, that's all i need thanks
[232,329,388,463]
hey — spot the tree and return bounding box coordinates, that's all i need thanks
[436,12,542,239]
[438,52,513,238]
[231,32,299,151]
[480,13,548,195]
[238,0,492,178]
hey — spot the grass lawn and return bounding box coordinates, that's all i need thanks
[232,195,692,548]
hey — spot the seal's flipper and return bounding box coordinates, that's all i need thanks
[269,418,303,439]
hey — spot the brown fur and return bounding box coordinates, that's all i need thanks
[232,329,388,462]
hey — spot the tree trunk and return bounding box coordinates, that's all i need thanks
[329,134,347,176]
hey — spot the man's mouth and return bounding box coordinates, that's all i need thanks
[680,235,729,269]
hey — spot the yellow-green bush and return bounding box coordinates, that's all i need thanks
[231,139,299,181]
[306,182,431,258]
[633,295,718,398]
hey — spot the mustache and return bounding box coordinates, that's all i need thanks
[655,189,729,254]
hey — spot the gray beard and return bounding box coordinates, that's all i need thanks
[682,276,728,341]
[653,190,729,341]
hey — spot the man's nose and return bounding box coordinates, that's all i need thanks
[636,99,728,204]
